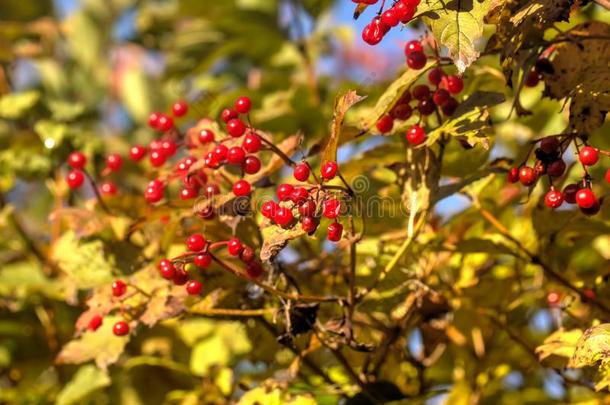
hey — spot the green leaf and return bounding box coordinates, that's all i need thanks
[536,329,582,362]
[55,365,110,405]
[34,120,68,150]
[569,324,610,368]
[52,231,115,289]
[0,90,40,119]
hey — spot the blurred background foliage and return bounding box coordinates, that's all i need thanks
[1,0,610,404]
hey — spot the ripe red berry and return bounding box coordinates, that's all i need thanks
[381,8,399,27]
[233,180,251,196]
[406,51,427,70]
[66,169,85,189]
[160,139,177,157]
[227,118,246,137]
[129,144,146,161]
[406,124,426,145]
[172,100,188,117]
[111,280,127,297]
[274,206,294,226]
[221,108,238,123]
[149,150,167,167]
[243,156,261,174]
[106,153,123,171]
[294,163,310,182]
[243,132,262,153]
[321,161,338,180]
[327,222,343,242]
[113,321,129,336]
[290,187,309,204]
[205,184,220,197]
[235,96,252,114]
[301,216,317,233]
[563,184,579,204]
[246,261,263,278]
[172,269,189,285]
[148,112,161,129]
[547,160,566,177]
[547,292,561,306]
[157,114,174,132]
[240,246,255,263]
[261,200,278,219]
[432,89,450,106]
[442,75,464,94]
[394,1,416,22]
[180,187,197,200]
[376,115,394,134]
[404,40,423,56]
[145,185,164,203]
[507,168,519,183]
[579,146,599,166]
[298,200,317,217]
[213,144,228,162]
[199,129,215,144]
[227,146,246,165]
[361,19,385,45]
[228,238,243,256]
[186,234,207,252]
[390,103,412,120]
[277,183,294,201]
[518,166,536,186]
[186,280,203,295]
[68,151,87,169]
[100,181,118,196]
[158,259,176,279]
[87,314,103,332]
[194,253,212,268]
[544,189,563,209]
[575,188,596,209]
[524,70,540,87]
[323,199,341,219]
[428,67,445,86]
[605,168,610,184]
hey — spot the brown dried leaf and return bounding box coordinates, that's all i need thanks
[321,90,366,165]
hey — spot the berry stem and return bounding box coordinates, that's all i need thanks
[83,170,111,214]
[259,134,296,167]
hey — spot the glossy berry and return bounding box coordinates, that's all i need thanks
[160,140,177,157]
[290,187,309,204]
[274,206,294,226]
[277,183,294,201]
[547,292,561,306]
[261,200,279,219]
[442,75,464,94]
[186,280,203,295]
[579,146,599,166]
[172,269,189,286]
[149,150,167,167]
[87,315,103,331]
[227,118,246,137]
[563,184,579,204]
[394,1,416,22]
[243,156,261,174]
[406,51,427,70]
[323,199,341,219]
[68,151,87,169]
[106,153,123,171]
[158,259,176,279]
[418,98,435,115]
[321,161,338,180]
[186,234,207,252]
[194,253,212,268]
[180,187,197,200]
[213,144,228,161]
[362,20,384,45]
[148,112,160,129]
[518,166,536,186]
[172,100,188,117]
[66,169,85,189]
[233,180,251,196]
[111,280,127,297]
[235,96,252,114]
[205,184,220,197]
[246,261,263,278]
[243,132,262,153]
[221,108,238,123]
[228,238,243,256]
[376,115,394,133]
[199,129,215,144]
[299,200,317,217]
[129,144,146,161]
[507,168,519,183]
[100,181,118,196]
[381,9,399,27]
[428,67,445,86]
[113,321,130,336]
[145,185,164,203]
[406,124,426,145]
[433,89,450,106]
[157,114,174,132]
[301,216,317,233]
[227,146,246,165]
[404,40,423,56]
[294,163,311,182]
[575,188,596,209]
[327,222,343,242]
[544,189,563,209]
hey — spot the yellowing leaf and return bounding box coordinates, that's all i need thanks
[56,365,110,405]
[569,324,610,368]
[536,329,582,361]
[238,386,317,405]
[0,90,40,119]
[321,90,365,165]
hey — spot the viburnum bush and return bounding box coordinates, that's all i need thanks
[2,1,610,404]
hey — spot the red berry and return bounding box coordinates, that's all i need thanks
[327,222,343,242]
[361,19,385,45]
[381,8,399,27]
[547,292,561,306]
[579,146,599,166]
[228,238,243,256]
[547,160,566,177]
[145,186,163,203]
[290,187,309,204]
[160,139,177,157]
[323,199,341,219]
[507,168,519,183]
[605,168,610,184]
[149,150,167,167]
[111,280,127,297]
[213,144,228,162]
[68,151,87,169]
[129,145,146,161]
[243,156,261,174]
[106,153,123,171]
[518,166,536,186]
[293,163,311,182]
[186,234,207,252]
[221,108,238,123]
[412,84,430,101]
[321,161,338,180]
[301,216,317,233]
[299,200,317,217]
[417,98,435,116]
[87,314,103,331]
[180,187,197,200]
[148,112,161,129]
[246,261,263,278]
[581,200,601,216]
[428,67,445,86]
[394,1,416,22]
[406,51,426,70]
[575,188,596,209]
[172,100,188,117]
[261,200,278,219]
[544,189,563,209]
[186,280,203,295]
[100,181,118,196]
[199,129,215,144]
[406,124,426,145]
[66,169,85,189]
[243,132,262,153]
[235,96,252,114]
[277,183,294,201]
[240,246,256,263]
[524,70,540,87]
[442,75,464,94]
[227,118,246,137]
[563,184,579,204]
[404,40,423,56]
[274,206,294,226]
[172,269,189,285]
[390,103,412,120]
[432,89,450,106]
[376,115,394,134]
[158,259,176,279]
[205,184,220,197]
[233,180,251,196]
[227,146,246,165]
[113,321,129,336]
[157,114,174,132]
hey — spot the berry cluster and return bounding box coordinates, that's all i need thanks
[357,0,422,46]
[374,39,464,145]
[507,135,609,214]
